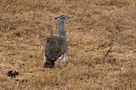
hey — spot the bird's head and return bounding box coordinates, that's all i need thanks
[55,15,71,21]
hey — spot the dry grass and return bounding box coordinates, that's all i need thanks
[0,0,136,90]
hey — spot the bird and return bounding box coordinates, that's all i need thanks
[44,15,70,68]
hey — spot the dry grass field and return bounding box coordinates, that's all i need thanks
[0,0,136,90]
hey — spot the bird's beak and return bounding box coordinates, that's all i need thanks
[65,16,71,20]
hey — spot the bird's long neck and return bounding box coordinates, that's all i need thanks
[56,19,66,40]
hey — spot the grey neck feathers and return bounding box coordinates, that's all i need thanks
[56,19,66,40]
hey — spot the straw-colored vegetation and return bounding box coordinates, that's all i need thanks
[0,0,136,89]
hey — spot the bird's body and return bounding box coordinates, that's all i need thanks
[45,36,67,61]
[44,15,70,68]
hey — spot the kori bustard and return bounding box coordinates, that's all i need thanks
[44,15,70,68]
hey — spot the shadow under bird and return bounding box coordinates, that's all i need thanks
[44,15,71,68]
